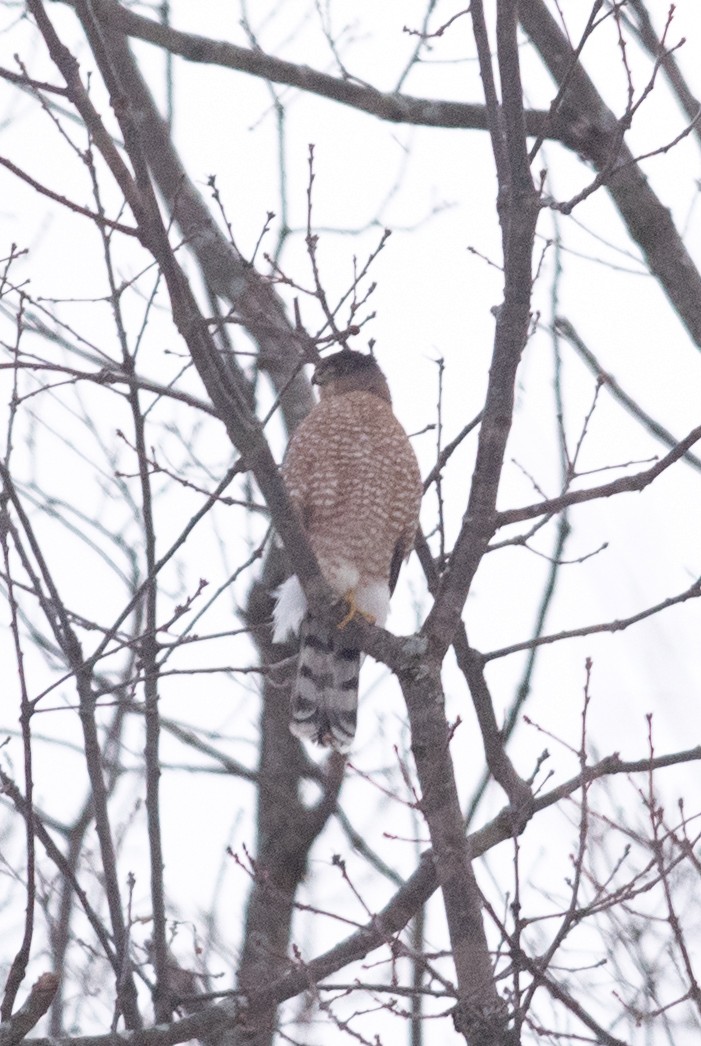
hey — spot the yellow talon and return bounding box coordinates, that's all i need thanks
[337,590,376,629]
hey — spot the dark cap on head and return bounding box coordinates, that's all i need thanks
[312,350,382,386]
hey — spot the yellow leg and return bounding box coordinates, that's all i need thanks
[337,590,376,629]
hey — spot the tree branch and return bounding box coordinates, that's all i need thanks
[424,0,540,665]
[555,316,701,474]
[496,421,701,527]
[0,974,59,1046]
[520,0,701,348]
[55,0,561,140]
[18,744,701,1046]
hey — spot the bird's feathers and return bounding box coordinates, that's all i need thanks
[273,349,422,750]
[290,618,359,750]
[272,575,308,644]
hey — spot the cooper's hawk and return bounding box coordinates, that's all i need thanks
[272,349,422,750]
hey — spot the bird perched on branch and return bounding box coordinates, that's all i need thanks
[273,349,422,750]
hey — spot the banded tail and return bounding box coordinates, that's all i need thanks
[290,616,360,750]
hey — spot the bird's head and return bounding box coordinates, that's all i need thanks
[312,350,391,403]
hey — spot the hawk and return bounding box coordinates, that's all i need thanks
[272,349,422,750]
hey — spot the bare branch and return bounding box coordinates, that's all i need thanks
[520,0,701,348]
[0,157,137,235]
[0,974,59,1046]
[496,422,701,527]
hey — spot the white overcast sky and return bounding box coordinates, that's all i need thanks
[2,2,701,1042]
